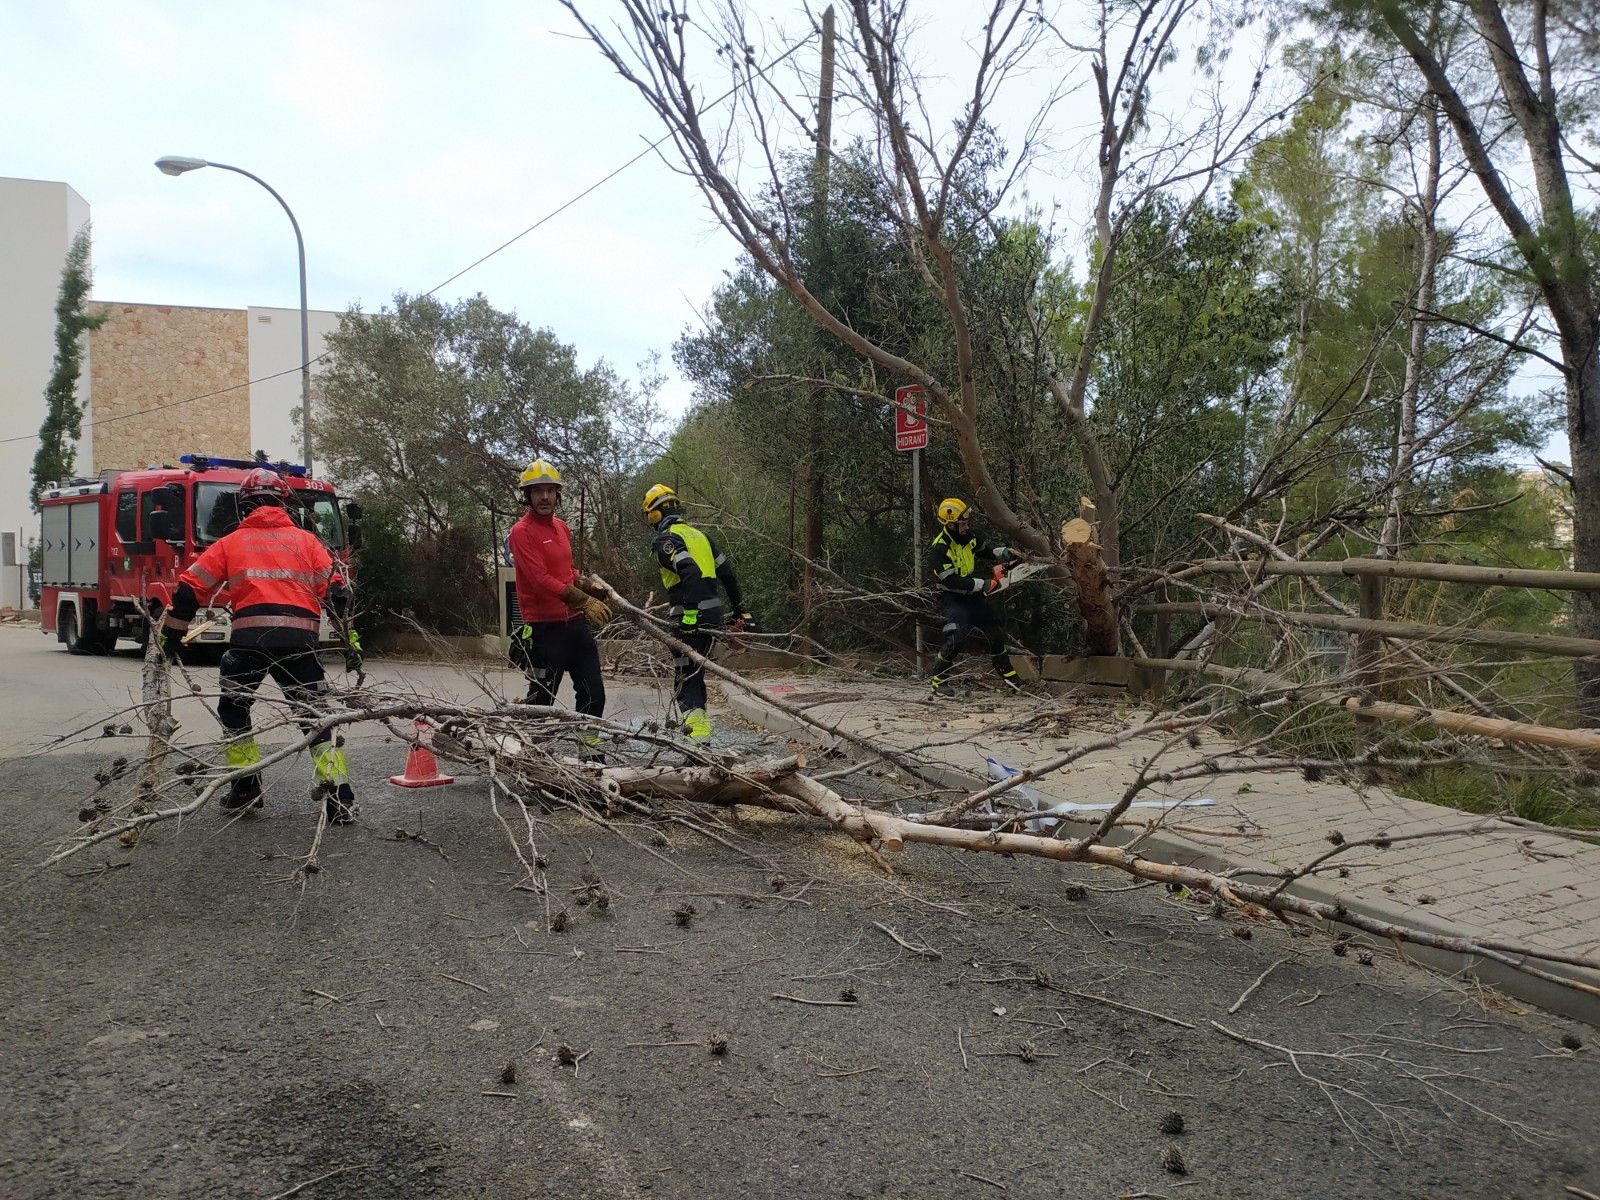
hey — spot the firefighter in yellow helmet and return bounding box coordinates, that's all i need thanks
[507,459,612,757]
[928,497,1021,697]
[641,484,753,741]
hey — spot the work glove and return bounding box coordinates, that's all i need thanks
[343,629,364,673]
[577,574,610,599]
[987,564,1007,594]
[560,584,611,628]
[508,623,536,672]
[158,626,184,665]
[580,595,612,629]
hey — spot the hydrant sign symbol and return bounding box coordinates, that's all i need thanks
[894,384,928,452]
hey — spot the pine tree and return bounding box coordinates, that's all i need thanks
[31,226,107,510]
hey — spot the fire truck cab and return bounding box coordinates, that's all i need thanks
[38,455,360,654]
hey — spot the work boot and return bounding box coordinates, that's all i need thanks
[930,677,957,699]
[317,781,359,826]
[220,772,264,812]
[682,708,713,742]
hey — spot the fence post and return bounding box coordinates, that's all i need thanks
[1152,589,1170,700]
[1352,572,1385,739]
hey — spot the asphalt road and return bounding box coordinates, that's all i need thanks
[3,626,1598,1199]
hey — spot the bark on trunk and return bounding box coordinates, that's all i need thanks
[1380,98,1441,560]
[1060,497,1119,655]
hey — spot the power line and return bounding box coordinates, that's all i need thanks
[4,32,813,450]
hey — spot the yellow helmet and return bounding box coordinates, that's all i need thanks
[937,497,969,526]
[642,483,679,525]
[518,459,562,490]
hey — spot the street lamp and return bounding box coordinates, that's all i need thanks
[155,155,314,474]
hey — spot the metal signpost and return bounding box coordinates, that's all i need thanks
[894,385,929,668]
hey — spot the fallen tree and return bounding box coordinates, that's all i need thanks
[36,662,1600,1009]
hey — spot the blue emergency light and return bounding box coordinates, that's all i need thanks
[180,454,309,477]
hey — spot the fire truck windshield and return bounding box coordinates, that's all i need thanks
[193,483,345,549]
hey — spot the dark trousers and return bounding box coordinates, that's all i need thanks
[515,617,605,717]
[674,627,716,713]
[218,642,332,750]
[931,593,1011,680]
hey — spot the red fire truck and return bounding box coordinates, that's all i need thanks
[39,455,361,654]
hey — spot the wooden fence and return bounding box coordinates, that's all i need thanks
[1131,558,1600,754]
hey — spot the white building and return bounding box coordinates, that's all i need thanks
[0,178,90,608]
[0,176,341,609]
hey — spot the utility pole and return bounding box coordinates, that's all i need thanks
[801,4,835,635]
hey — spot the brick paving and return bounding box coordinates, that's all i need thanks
[724,675,1600,1023]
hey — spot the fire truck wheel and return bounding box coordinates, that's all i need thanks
[59,606,83,654]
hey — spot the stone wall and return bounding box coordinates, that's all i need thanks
[88,303,250,471]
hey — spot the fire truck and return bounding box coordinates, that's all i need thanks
[38,455,361,653]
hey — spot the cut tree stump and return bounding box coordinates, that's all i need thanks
[1060,497,1118,656]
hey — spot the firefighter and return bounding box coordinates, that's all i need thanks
[158,468,362,823]
[507,459,612,754]
[642,484,753,742]
[928,497,1022,697]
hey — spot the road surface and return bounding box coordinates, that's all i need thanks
[2,625,1598,1199]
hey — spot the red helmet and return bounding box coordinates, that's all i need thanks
[238,468,292,507]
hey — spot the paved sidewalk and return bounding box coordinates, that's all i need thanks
[724,674,1600,1024]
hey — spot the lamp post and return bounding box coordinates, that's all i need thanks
[155,155,313,474]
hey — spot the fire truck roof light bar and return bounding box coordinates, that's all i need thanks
[179,454,309,477]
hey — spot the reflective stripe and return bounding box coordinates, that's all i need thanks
[935,531,977,578]
[221,566,327,590]
[164,616,191,631]
[225,737,262,769]
[659,523,718,590]
[312,743,349,785]
[231,614,321,633]
[188,563,219,589]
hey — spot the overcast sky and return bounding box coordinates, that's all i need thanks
[3,1,786,420]
[1,2,1566,465]
[3,1,1199,424]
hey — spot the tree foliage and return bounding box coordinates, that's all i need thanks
[31,226,106,510]
[312,292,661,634]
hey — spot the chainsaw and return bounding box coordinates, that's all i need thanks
[989,560,1051,594]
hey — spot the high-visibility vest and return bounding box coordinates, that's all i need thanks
[181,506,336,636]
[933,528,977,579]
[659,521,717,591]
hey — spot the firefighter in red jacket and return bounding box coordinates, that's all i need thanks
[158,468,360,823]
[507,459,612,753]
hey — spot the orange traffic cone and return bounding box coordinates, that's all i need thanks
[389,719,455,788]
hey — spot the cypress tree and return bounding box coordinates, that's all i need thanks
[31,226,107,509]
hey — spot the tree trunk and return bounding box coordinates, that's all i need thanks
[1567,323,1600,719]
[800,5,836,636]
[1373,0,1600,720]
[1060,498,1118,655]
[1379,97,1441,560]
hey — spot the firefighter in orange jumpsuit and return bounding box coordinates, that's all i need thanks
[159,468,360,823]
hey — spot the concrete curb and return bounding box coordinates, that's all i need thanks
[724,685,1600,1026]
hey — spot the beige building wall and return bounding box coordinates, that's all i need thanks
[87,302,251,470]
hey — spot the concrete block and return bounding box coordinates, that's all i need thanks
[1008,654,1040,681]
